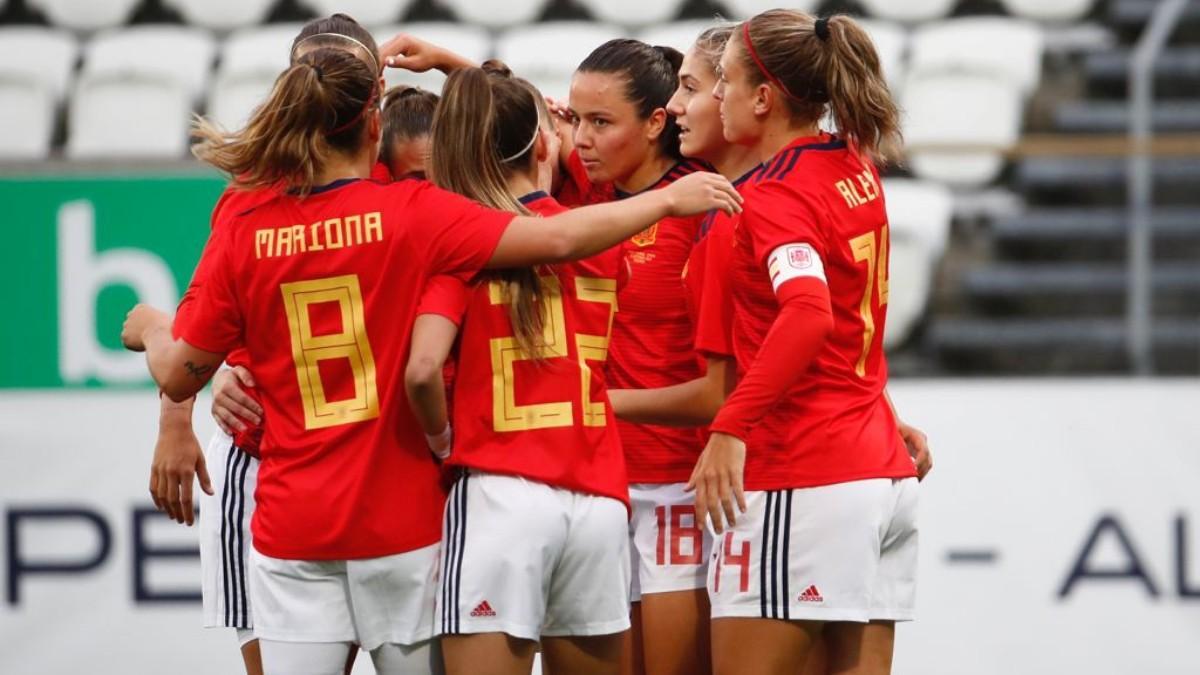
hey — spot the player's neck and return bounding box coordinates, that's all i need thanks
[711,143,761,182]
[506,172,540,200]
[754,119,821,164]
[615,152,674,195]
[314,153,371,186]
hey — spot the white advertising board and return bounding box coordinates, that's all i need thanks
[1,381,1198,674]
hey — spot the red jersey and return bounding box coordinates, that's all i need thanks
[173,178,514,559]
[685,167,761,360]
[726,134,915,490]
[444,192,629,506]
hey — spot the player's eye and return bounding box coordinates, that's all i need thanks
[593,118,609,128]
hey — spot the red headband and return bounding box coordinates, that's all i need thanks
[741,22,827,104]
[329,86,378,136]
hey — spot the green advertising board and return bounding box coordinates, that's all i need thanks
[0,174,227,387]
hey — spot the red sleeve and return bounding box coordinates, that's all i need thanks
[743,181,826,267]
[416,274,471,326]
[406,182,516,277]
[693,221,735,358]
[709,278,832,441]
[172,224,242,355]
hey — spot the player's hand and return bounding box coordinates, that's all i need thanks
[151,402,214,526]
[545,97,572,123]
[663,172,743,218]
[380,33,469,74]
[687,431,747,535]
[211,366,263,435]
[899,421,933,480]
[121,304,168,352]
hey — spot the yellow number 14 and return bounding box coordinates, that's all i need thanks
[849,225,889,378]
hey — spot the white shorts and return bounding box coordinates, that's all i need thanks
[437,471,631,640]
[708,477,918,623]
[628,482,713,602]
[199,429,259,630]
[249,543,440,651]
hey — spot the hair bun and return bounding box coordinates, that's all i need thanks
[653,44,684,71]
[481,59,514,78]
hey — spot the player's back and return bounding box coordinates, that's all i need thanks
[184,177,513,560]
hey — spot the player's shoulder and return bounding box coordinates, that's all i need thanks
[519,190,567,217]
[661,158,712,186]
[757,135,850,187]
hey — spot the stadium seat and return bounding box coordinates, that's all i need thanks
[910,17,1044,95]
[83,26,216,104]
[0,78,55,159]
[496,22,626,99]
[857,0,957,23]
[26,0,141,31]
[374,23,491,94]
[856,19,908,93]
[439,0,552,29]
[580,0,687,28]
[67,75,191,159]
[902,72,1022,187]
[162,0,278,31]
[296,0,417,27]
[638,20,722,53]
[0,27,78,101]
[208,72,279,131]
[1001,0,1096,23]
[880,179,952,350]
[219,24,307,78]
[722,0,821,19]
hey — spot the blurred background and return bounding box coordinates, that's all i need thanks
[0,0,1197,673]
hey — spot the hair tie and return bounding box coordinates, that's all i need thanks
[814,17,831,42]
[310,64,324,81]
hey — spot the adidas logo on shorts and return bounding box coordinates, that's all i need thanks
[470,600,497,617]
[799,585,824,603]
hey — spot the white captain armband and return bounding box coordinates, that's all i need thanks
[766,243,826,292]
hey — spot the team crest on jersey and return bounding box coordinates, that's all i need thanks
[787,245,814,269]
[630,223,658,247]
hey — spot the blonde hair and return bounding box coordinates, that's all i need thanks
[738,11,901,163]
[191,47,378,195]
[430,61,551,359]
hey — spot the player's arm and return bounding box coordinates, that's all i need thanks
[487,172,742,268]
[121,304,226,402]
[886,389,932,480]
[405,314,458,460]
[380,33,476,74]
[150,394,213,527]
[608,356,736,427]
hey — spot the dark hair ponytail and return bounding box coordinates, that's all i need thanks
[578,38,684,161]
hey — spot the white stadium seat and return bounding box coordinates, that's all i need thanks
[0,27,78,101]
[722,0,821,19]
[910,17,1044,95]
[297,0,418,27]
[84,26,216,103]
[440,0,552,30]
[219,24,306,78]
[27,0,141,31]
[884,229,934,350]
[880,179,954,350]
[1001,0,1096,23]
[374,23,491,95]
[902,72,1022,187]
[0,78,55,159]
[208,71,280,132]
[856,19,908,94]
[857,0,957,23]
[162,0,277,31]
[883,178,954,259]
[67,75,191,159]
[496,22,626,99]
[580,0,686,28]
[638,20,721,53]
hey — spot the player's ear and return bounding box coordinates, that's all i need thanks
[645,107,668,143]
[753,83,772,117]
[367,108,382,145]
[534,128,550,163]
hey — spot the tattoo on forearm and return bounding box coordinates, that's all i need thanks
[185,361,214,381]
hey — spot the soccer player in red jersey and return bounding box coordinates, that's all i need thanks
[121,44,740,675]
[379,85,439,180]
[545,39,720,675]
[146,15,387,675]
[684,11,921,675]
[405,62,633,675]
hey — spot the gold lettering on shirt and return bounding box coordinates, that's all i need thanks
[255,211,384,260]
[834,168,880,209]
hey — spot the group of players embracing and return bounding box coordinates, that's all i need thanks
[121,8,933,675]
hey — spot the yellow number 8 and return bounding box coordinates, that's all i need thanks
[280,275,380,430]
